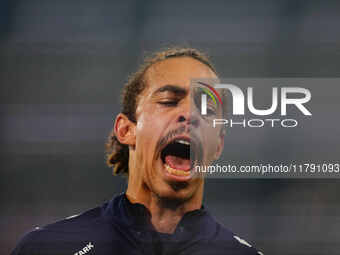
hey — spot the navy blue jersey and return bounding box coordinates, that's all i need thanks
[12,194,263,255]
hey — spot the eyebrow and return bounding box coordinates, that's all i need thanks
[152,84,188,97]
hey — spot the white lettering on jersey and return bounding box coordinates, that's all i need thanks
[74,242,94,255]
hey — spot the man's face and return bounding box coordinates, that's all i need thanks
[129,57,224,201]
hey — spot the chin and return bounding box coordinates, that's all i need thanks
[152,180,198,204]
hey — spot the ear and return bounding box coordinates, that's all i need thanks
[114,113,136,146]
[214,132,225,160]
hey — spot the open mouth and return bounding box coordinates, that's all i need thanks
[161,139,192,177]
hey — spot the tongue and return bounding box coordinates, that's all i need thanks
[165,155,191,171]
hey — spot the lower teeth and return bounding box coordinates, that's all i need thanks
[165,164,190,176]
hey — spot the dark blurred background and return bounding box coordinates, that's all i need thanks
[1,0,340,254]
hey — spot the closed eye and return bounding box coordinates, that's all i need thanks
[158,101,178,107]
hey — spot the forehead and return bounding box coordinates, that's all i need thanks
[143,57,217,92]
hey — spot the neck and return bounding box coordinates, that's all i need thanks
[126,176,204,234]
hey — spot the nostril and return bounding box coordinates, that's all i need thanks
[178,116,186,122]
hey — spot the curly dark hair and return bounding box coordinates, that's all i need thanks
[105,47,217,176]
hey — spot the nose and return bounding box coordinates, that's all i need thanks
[177,101,200,128]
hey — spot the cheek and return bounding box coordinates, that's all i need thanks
[136,112,163,139]
[201,125,221,163]
[136,103,171,137]
[205,138,217,162]
[135,112,167,160]
[136,115,153,151]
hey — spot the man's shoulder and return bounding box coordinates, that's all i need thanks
[205,214,264,255]
[11,202,115,255]
[30,203,107,233]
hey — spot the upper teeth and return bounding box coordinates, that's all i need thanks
[177,139,190,145]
